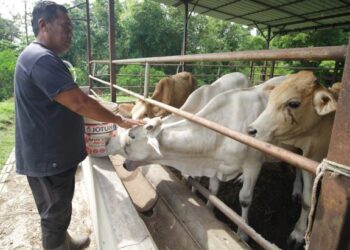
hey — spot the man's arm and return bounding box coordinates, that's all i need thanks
[54,87,144,128]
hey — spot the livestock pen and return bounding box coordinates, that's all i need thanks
[78,0,350,249]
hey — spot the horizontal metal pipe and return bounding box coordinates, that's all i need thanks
[89,75,319,174]
[188,177,280,250]
[109,46,346,64]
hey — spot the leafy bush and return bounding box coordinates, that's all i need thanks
[0,49,17,101]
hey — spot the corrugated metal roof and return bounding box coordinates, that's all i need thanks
[153,0,350,34]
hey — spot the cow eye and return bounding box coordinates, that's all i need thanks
[287,101,301,109]
[129,131,135,139]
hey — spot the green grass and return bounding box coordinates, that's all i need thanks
[100,94,137,103]
[0,98,15,171]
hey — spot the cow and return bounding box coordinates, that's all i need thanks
[163,72,250,124]
[107,75,288,240]
[107,72,252,156]
[248,71,339,249]
[131,71,197,119]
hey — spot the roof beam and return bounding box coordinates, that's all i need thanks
[270,11,350,28]
[185,1,270,26]
[277,21,350,35]
[199,0,241,15]
[235,0,305,19]
[248,0,322,26]
[267,5,350,26]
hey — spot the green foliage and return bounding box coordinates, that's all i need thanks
[0,49,18,101]
[120,0,182,58]
[271,28,349,85]
[75,67,88,86]
[117,64,166,93]
[0,98,15,170]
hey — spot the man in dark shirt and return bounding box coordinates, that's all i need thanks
[14,1,143,249]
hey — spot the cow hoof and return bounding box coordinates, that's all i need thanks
[287,236,305,250]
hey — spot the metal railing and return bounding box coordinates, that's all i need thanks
[88,45,348,249]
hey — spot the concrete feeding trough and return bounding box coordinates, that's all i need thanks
[83,155,249,249]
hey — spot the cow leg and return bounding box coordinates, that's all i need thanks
[237,163,261,241]
[287,170,312,250]
[206,176,220,210]
[292,168,303,203]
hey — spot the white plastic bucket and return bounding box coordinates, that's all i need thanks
[84,101,118,157]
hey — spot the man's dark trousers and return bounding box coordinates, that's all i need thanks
[27,166,77,249]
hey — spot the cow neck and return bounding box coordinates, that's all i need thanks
[289,113,335,161]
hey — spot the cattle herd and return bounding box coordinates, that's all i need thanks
[106,71,341,249]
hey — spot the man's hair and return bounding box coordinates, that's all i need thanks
[31,1,68,37]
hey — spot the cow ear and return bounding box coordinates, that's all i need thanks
[263,85,275,96]
[147,137,162,156]
[313,89,337,116]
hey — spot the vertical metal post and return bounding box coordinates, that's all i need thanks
[108,0,116,102]
[332,60,340,83]
[86,0,93,89]
[249,61,254,85]
[181,0,189,71]
[269,60,275,79]
[144,63,150,98]
[261,26,271,81]
[309,39,350,250]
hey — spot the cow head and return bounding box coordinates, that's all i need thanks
[119,117,163,161]
[105,126,129,156]
[248,71,337,143]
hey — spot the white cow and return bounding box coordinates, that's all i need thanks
[107,72,251,156]
[107,75,287,240]
[248,71,338,249]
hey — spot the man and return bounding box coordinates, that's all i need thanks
[14,1,143,249]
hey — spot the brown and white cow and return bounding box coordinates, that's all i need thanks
[131,72,197,119]
[248,71,339,249]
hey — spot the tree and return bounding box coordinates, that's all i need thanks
[0,15,19,41]
[271,28,350,84]
[120,0,182,58]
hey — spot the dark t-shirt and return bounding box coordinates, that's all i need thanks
[14,42,87,177]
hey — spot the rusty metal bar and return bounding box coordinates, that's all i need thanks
[104,46,346,64]
[89,75,319,174]
[188,177,280,250]
[308,39,350,250]
[327,40,350,166]
[86,0,93,89]
[108,0,116,102]
[308,172,350,250]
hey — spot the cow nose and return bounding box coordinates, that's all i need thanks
[248,127,257,137]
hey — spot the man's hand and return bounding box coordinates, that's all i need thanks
[118,117,145,128]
